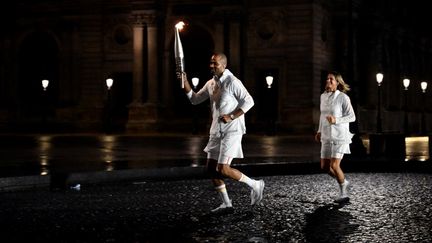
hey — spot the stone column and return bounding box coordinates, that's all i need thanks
[130,13,144,104]
[214,22,224,53]
[213,5,243,75]
[126,11,160,132]
[229,22,241,76]
[146,16,158,104]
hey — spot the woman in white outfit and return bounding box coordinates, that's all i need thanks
[315,71,356,202]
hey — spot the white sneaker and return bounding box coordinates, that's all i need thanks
[334,180,350,203]
[340,179,349,198]
[251,180,265,205]
[334,196,350,204]
[211,201,233,213]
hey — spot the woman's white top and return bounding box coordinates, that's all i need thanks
[318,90,356,144]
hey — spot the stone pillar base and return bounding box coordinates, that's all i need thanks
[369,133,406,160]
[126,102,159,133]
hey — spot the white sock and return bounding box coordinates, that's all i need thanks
[215,184,231,206]
[239,174,257,189]
[340,178,348,186]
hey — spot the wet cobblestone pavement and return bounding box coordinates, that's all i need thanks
[1,173,431,242]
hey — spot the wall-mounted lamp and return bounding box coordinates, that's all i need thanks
[192,77,199,90]
[421,81,428,93]
[266,76,273,88]
[376,73,383,86]
[42,79,49,91]
[106,78,113,90]
[403,78,410,90]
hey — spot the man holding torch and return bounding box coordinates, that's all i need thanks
[180,53,265,213]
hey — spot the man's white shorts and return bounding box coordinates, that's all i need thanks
[320,142,351,159]
[204,134,244,164]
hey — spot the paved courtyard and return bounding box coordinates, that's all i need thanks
[1,172,431,242]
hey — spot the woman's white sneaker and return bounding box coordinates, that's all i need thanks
[251,180,265,205]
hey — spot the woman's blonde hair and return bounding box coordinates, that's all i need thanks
[329,71,350,93]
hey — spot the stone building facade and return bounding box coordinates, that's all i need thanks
[0,0,431,135]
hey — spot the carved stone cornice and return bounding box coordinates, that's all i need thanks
[213,5,245,21]
[130,12,145,27]
[144,14,158,27]
[129,11,159,27]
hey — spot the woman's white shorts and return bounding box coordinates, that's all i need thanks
[204,134,243,164]
[320,142,351,159]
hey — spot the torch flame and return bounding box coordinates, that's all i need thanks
[175,21,185,30]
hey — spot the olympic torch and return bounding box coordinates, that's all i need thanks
[174,21,185,88]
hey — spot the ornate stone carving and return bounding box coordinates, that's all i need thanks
[130,12,145,27]
[248,9,285,48]
[104,16,133,53]
[112,24,132,46]
[129,11,158,27]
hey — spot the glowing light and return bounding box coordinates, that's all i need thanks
[403,78,410,90]
[376,73,383,86]
[42,80,49,91]
[421,81,428,93]
[192,77,199,89]
[106,78,113,90]
[266,76,274,88]
[175,21,185,30]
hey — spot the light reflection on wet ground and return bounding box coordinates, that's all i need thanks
[361,136,430,161]
[0,134,429,177]
[405,136,429,161]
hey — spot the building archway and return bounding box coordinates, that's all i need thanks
[17,31,59,122]
[254,68,279,135]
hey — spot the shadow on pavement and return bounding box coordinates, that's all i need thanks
[304,202,359,243]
